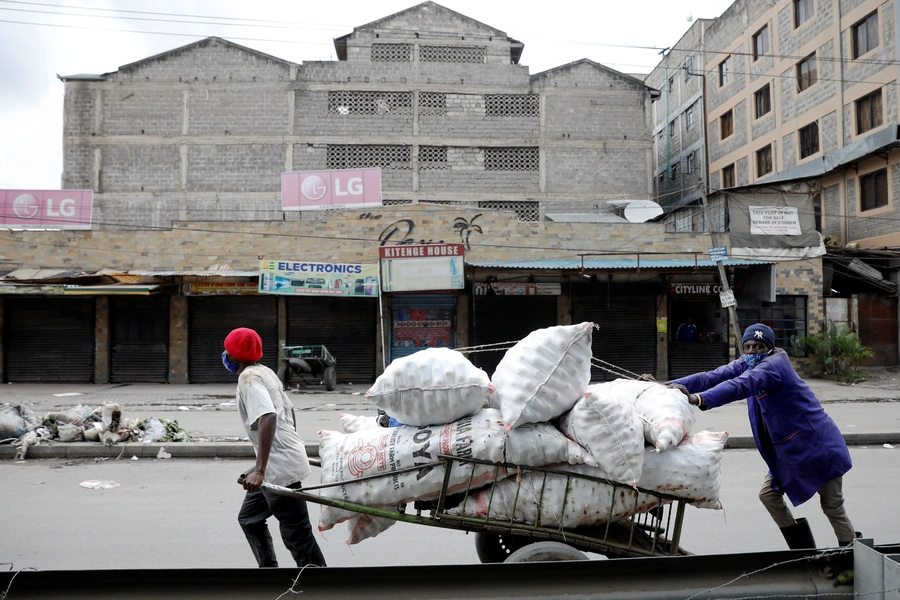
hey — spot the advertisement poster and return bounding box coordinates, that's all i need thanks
[1,189,93,229]
[379,244,465,292]
[258,260,379,297]
[282,168,382,211]
[391,308,454,350]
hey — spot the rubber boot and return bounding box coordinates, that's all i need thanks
[780,517,817,549]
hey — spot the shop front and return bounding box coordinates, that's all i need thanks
[667,281,730,379]
[388,294,458,362]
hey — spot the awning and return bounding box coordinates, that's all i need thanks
[467,258,774,270]
[64,284,161,295]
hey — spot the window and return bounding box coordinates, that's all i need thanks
[797,54,817,91]
[756,144,773,176]
[718,56,732,86]
[755,84,771,118]
[753,25,770,60]
[860,169,888,211]
[684,56,693,81]
[668,76,674,93]
[853,12,879,58]
[670,163,678,180]
[720,110,734,139]
[687,151,696,174]
[685,104,695,130]
[737,295,808,355]
[794,0,813,27]
[799,122,819,158]
[722,164,736,188]
[856,89,883,134]
[669,119,676,136]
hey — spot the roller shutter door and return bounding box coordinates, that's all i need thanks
[5,298,95,382]
[110,296,170,383]
[573,296,656,382]
[668,343,730,379]
[189,296,278,383]
[286,296,377,384]
[471,295,558,377]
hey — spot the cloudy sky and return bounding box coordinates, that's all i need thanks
[0,0,734,190]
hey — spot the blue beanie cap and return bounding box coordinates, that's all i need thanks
[742,323,775,349]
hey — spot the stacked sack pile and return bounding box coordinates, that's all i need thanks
[317,323,728,545]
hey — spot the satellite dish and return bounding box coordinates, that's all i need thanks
[623,200,664,223]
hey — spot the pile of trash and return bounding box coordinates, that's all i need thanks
[319,322,728,545]
[0,402,191,459]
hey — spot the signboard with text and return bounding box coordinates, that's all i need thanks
[379,244,465,292]
[282,168,382,211]
[258,260,379,297]
[473,282,561,296]
[749,206,802,235]
[183,282,259,296]
[708,246,728,262]
[1,190,93,229]
[669,282,725,295]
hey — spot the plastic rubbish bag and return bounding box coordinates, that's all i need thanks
[141,417,167,443]
[0,404,41,440]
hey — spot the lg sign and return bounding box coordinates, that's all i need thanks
[1,190,93,229]
[282,168,382,211]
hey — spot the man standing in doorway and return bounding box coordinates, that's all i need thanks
[675,316,698,342]
[223,327,326,568]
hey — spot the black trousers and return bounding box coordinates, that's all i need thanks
[237,481,326,568]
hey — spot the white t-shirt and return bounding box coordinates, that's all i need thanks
[236,364,311,487]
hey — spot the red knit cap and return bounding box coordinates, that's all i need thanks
[224,328,263,363]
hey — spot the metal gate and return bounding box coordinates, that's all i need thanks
[4,297,95,382]
[471,295,558,377]
[188,296,278,383]
[286,296,377,384]
[573,296,657,381]
[110,296,170,383]
[389,294,457,363]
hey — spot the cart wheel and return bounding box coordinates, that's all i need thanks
[504,542,589,563]
[474,532,533,564]
[277,366,291,390]
[323,366,337,391]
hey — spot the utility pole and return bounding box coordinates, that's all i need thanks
[697,181,743,358]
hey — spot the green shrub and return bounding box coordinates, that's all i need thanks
[796,321,875,382]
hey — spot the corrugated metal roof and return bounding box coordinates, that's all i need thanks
[466,258,774,270]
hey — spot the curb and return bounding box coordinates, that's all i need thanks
[2,435,897,460]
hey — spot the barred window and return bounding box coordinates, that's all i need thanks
[419,92,447,116]
[328,91,412,115]
[326,145,411,170]
[478,200,540,222]
[483,147,539,171]
[484,94,539,117]
[860,168,888,211]
[418,146,447,170]
[383,199,413,206]
[372,43,412,62]
[420,45,486,63]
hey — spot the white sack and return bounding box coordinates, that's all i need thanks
[339,413,380,434]
[559,389,644,487]
[448,430,728,527]
[346,513,399,545]
[492,322,594,430]
[589,379,695,451]
[366,348,493,426]
[317,408,596,533]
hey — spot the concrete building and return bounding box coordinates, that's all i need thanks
[0,2,775,384]
[647,0,900,366]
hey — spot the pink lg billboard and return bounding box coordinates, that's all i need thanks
[282,168,382,211]
[1,190,93,229]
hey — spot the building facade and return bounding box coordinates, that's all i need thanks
[1,1,780,384]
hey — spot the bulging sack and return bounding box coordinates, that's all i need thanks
[339,413,379,434]
[589,379,695,451]
[366,348,492,427]
[448,430,727,527]
[492,322,594,430]
[559,389,644,487]
[316,408,596,533]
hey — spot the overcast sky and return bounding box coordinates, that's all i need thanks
[0,0,734,190]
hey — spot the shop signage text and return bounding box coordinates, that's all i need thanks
[1,189,93,229]
[183,282,259,296]
[258,260,379,297]
[749,206,801,235]
[473,282,562,296]
[379,244,464,258]
[282,168,382,211]
[380,244,464,292]
[669,283,725,295]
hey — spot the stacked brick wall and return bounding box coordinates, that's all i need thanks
[710,100,748,163]
[778,41,837,125]
[840,1,895,94]
[823,183,842,238]
[849,161,900,239]
[186,144,283,192]
[102,89,183,136]
[101,145,180,193]
[188,89,290,136]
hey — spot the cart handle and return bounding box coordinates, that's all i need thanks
[237,458,321,485]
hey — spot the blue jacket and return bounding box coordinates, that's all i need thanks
[671,349,851,506]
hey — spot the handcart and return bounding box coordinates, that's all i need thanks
[240,454,691,564]
[277,345,337,391]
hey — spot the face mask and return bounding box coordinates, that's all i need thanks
[222,351,238,373]
[743,353,767,369]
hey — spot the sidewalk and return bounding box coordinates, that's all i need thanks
[2,372,900,459]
